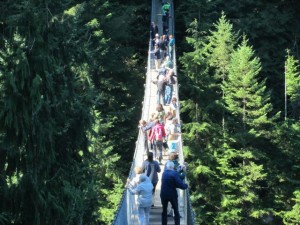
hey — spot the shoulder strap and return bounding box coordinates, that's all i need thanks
[145,162,152,176]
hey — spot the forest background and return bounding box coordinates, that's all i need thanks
[0,0,300,224]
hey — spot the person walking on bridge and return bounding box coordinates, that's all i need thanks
[162,2,170,34]
[149,119,166,164]
[160,161,188,225]
[139,119,153,155]
[126,174,153,225]
[164,69,176,106]
[150,44,161,71]
[168,34,175,60]
[142,152,161,206]
[152,73,166,105]
[150,22,159,48]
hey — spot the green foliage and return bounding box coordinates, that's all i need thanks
[86,113,124,224]
[224,35,275,142]
[214,146,267,224]
[176,1,300,224]
[281,190,300,225]
[268,120,300,218]
[285,50,300,119]
[206,12,237,83]
[180,19,224,124]
[176,0,300,115]
[180,12,288,225]
[0,0,147,224]
[98,181,124,224]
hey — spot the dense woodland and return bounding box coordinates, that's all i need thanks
[0,0,300,224]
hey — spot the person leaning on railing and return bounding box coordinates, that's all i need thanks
[126,174,153,225]
[139,119,153,155]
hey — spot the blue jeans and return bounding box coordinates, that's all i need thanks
[164,85,173,105]
[168,46,173,59]
[161,196,180,225]
[138,206,151,225]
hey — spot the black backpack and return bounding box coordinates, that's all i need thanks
[144,162,155,181]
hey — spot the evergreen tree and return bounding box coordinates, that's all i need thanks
[176,1,300,224]
[213,145,267,225]
[285,50,300,119]
[207,12,237,84]
[181,17,277,223]
[180,19,214,123]
[87,114,124,224]
[211,36,273,224]
[205,12,238,134]
[180,19,225,224]
[282,190,300,225]
[86,0,148,167]
[0,2,92,224]
[270,120,300,224]
[0,0,140,223]
[223,36,274,143]
[176,0,300,115]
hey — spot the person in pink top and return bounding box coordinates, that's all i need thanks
[149,119,166,164]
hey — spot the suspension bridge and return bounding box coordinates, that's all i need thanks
[113,0,195,224]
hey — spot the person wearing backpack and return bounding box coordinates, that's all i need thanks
[149,119,166,164]
[162,2,170,34]
[159,35,167,61]
[142,152,161,207]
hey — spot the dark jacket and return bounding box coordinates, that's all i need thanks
[150,24,158,39]
[142,160,161,184]
[153,48,161,60]
[160,169,188,199]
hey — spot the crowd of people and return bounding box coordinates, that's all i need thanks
[125,2,189,225]
[150,31,175,71]
[126,154,188,225]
